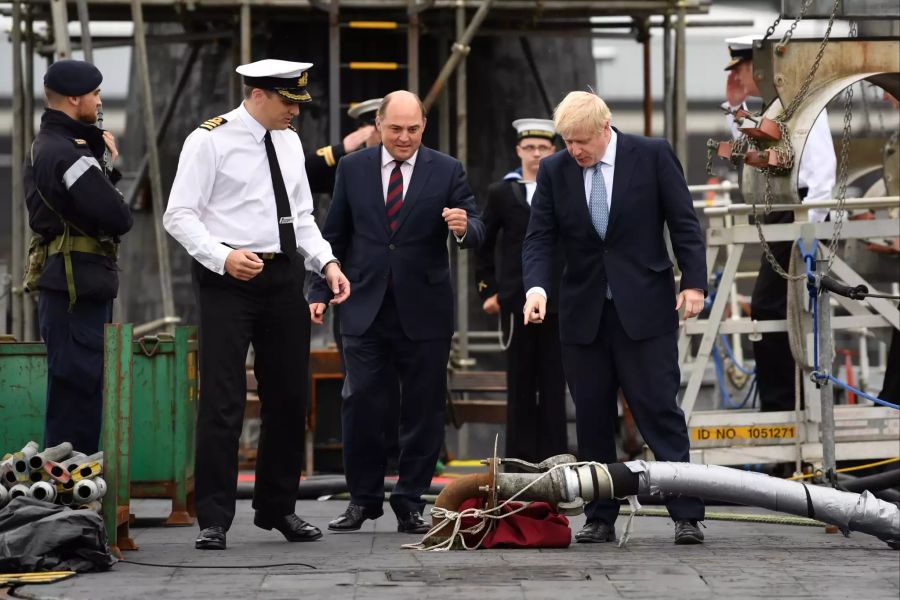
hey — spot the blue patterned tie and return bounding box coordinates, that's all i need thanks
[589,162,613,299]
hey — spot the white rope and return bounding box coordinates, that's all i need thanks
[402,461,621,552]
[618,495,643,547]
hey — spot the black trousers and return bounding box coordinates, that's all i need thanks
[39,291,112,454]
[340,289,450,517]
[751,210,803,412]
[502,310,568,462]
[563,302,704,526]
[193,257,310,530]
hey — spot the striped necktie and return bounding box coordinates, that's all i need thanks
[386,160,404,232]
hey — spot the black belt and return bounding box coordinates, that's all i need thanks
[222,243,283,261]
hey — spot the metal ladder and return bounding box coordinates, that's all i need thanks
[314,0,429,142]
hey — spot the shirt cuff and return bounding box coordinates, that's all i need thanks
[209,243,233,275]
[525,287,547,302]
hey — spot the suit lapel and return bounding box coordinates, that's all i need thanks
[370,148,391,235]
[390,145,433,237]
[563,154,599,241]
[607,129,636,232]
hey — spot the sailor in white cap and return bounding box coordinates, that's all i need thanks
[721,36,836,414]
[164,58,350,550]
[473,118,568,463]
[306,97,382,194]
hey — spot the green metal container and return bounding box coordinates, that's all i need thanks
[126,326,198,526]
[0,341,47,451]
[0,325,198,535]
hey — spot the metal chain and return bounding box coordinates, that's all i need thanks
[777,0,814,49]
[762,14,783,42]
[753,173,806,281]
[825,83,854,273]
[780,0,841,123]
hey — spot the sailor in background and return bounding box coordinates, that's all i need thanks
[474,118,568,463]
[305,97,381,194]
[722,35,836,412]
[24,59,133,455]
[164,59,350,551]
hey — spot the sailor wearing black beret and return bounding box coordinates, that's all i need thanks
[165,59,349,551]
[43,58,104,97]
[24,59,133,457]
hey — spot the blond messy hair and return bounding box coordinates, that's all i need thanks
[553,91,612,138]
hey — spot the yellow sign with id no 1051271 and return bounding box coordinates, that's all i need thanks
[690,426,797,442]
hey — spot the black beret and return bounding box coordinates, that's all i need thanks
[44,59,103,96]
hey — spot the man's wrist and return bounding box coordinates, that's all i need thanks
[321,259,341,274]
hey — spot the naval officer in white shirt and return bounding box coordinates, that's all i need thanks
[164,59,350,550]
[721,35,836,413]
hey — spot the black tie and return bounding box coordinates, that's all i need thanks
[263,131,297,258]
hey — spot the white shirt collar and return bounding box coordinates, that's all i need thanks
[238,102,268,143]
[592,128,617,170]
[381,145,419,168]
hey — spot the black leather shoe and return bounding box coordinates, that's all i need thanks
[327,503,384,532]
[574,521,616,543]
[254,513,322,542]
[674,520,704,545]
[396,511,430,534]
[195,526,226,550]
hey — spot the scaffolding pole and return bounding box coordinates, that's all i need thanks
[673,2,688,169]
[407,0,421,94]
[10,0,25,340]
[130,0,177,331]
[49,0,71,59]
[454,2,469,363]
[75,0,93,62]
[423,0,495,112]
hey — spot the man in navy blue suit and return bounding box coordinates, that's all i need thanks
[522,91,707,545]
[309,90,484,534]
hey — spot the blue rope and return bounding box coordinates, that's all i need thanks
[798,237,900,411]
[720,335,756,376]
[712,344,756,409]
[813,373,900,410]
[795,239,820,371]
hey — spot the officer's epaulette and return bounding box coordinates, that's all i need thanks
[315,145,337,167]
[287,124,298,133]
[198,116,227,131]
[71,138,88,147]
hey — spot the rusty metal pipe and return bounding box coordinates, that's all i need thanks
[431,471,493,532]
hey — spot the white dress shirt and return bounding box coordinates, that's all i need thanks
[380,145,417,200]
[526,130,619,302]
[164,102,335,275]
[724,101,836,222]
[381,144,465,241]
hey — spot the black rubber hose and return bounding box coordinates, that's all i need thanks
[836,468,900,493]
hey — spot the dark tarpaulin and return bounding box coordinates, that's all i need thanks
[0,496,116,573]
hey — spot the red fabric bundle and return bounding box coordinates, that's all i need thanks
[456,498,571,549]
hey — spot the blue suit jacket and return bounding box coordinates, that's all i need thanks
[309,145,484,340]
[522,130,706,343]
